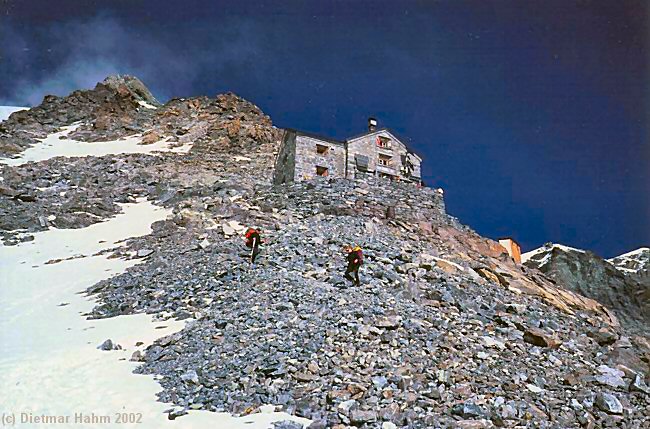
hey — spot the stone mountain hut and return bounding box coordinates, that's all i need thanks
[273,118,423,184]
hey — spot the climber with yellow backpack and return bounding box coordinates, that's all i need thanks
[343,245,363,286]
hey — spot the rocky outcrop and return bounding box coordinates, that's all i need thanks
[0,106,28,122]
[0,89,281,244]
[523,244,650,334]
[0,75,164,156]
[2,76,649,428]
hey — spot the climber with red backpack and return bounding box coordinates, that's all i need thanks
[244,227,265,263]
[343,245,363,286]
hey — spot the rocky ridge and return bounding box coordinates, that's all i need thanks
[0,76,279,243]
[523,243,650,335]
[608,248,650,280]
[0,75,161,155]
[1,77,649,428]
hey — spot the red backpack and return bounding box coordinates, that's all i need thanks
[245,228,259,248]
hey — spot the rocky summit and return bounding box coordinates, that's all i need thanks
[1,76,649,428]
[608,248,650,283]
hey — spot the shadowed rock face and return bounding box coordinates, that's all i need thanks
[2,76,650,428]
[523,244,650,334]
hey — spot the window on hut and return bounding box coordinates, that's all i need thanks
[378,154,392,167]
[316,166,329,177]
[316,144,329,155]
[376,136,392,149]
[355,154,369,172]
[400,154,414,176]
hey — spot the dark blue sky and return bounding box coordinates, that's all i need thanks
[1,0,648,257]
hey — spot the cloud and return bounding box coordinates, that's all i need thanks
[0,14,265,106]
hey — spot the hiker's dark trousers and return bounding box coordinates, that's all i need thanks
[344,263,360,285]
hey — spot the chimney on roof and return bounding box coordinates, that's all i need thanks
[368,117,377,132]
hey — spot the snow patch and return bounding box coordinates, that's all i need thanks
[612,265,640,274]
[609,247,650,261]
[520,246,552,267]
[521,243,586,264]
[521,246,549,264]
[138,100,158,110]
[0,123,192,166]
[535,252,553,268]
[0,200,309,428]
[554,244,586,254]
[607,247,650,274]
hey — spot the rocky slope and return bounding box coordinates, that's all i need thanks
[523,244,650,335]
[1,76,649,428]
